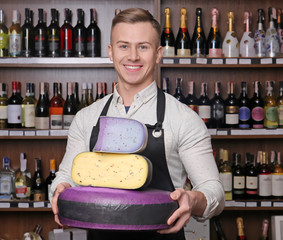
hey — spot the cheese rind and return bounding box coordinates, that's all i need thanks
[72,152,152,189]
[93,116,148,153]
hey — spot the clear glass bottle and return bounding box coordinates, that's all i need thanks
[271,152,283,198]
[219,149,232,201]
[240,11,256,57]
[0,157,15,200]
[258,151,272,198]
[9,10,22,57]
[15,154,31,200]
[254,9,266,57]
[22,83,36,128]
[0,9,9,57]
[264,80,278,128]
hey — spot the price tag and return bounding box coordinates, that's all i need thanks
[216,130,228,135]
[36,130,49,136]
[234,201,246,207]
[196,58,207,64]
[261,201,272,207]
[9,131,24,136]
[179,58,191,64]
[260,58,272,64]
[273,202,283,207]
[239,59,251,64]
[0,202,10,208]
[24,131,36,136]
[225,58,238,64]
[246,202,257,207]
[212,59,223,64]
[276,58,283,64]
[162,58,174,64]
[0,130,9,136]
[18,202,29,208]
[50,130,68,136]
[33,201,45,208]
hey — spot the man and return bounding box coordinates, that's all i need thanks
[51,8,224,240]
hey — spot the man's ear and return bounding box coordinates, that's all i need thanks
[156,46,163,64]
[108,44,113,61]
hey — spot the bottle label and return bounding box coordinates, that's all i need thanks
[23,104,35,128]
[219,172,232,192]
[49,40,59,54]
[198,105,211,119]
[278,105,283,125]
[0,176,12,194]
[240,33,256,57]
[35,117,49,129]
[212,103,225,119]
[252,106,264,121]
[225,113,239,125]
[223,31,240,57]
[246,176,258,190]
[35,36,46,52]
[63,115,75,129]
[33,190,45,201]
[9,33,22,56]
[272,173,283,196]
[162,46,175,57]
[0,105,8,119]
[0,32,8,49]
[177,48,191,57]
[264,106,278,128]
[208,48,222,58]
[239,106,250,121]
[254,29,265,57]
[258,174,272,196]
[16,185,28,198]
[50,114,63,129]
[265,28,280,57]
[233,176,245,189]
[8,104,22,124]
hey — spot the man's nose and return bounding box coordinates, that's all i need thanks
[128,47,140,61]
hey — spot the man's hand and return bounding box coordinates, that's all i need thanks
[51,182,71,226]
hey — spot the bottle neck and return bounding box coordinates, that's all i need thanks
[228,17,234,32]
[211,13,218,29]
[180,13,186,29]
[165,13,171,29]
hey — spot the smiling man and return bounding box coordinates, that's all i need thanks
[50,8,224,240]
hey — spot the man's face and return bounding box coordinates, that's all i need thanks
[108,22,162,90]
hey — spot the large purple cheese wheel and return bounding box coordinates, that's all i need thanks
[58,186,178,231]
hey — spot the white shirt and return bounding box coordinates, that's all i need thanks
[51,81,224,221]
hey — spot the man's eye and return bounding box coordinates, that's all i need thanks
[140,45,148,50]
[120,45,127,49]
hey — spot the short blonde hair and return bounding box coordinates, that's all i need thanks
[111,8,161,45]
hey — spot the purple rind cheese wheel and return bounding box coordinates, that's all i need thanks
[58,187,178,230]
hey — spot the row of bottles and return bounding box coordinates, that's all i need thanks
[0,8,101,57]
[161,7,283,58]
[218,149,283,201]
[165,78,283,129]
[0,153,56,202]
[0,81,109,129]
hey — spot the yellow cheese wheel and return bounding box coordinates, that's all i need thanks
[72,152,152,189]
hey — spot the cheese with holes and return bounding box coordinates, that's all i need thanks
[72,152,152,189]
[93,116,148,153]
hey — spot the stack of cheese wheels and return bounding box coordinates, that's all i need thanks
[58,116,178,230]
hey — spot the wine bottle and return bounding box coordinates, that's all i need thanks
[35,82,49,129]
[9,10,22,57]
[47,8,60,57]
[254,9,266,57]
[21,8,34,57]
[60,8,73,57]
[211,81,225,128]
[162,77,169,93]
[175,8,191,57]
[191,8,206,57]
[239,81,251,128]
[232,152,245,200]
[223,12,240,58]
[8,81,22,128]
[265,7,280,57]
[236,217,246,240]
[95,82,103,101]
[260,219,269,240]
[22,83,35,128]
[0,83,8,128]
[277,81,283,127]
[112,82,117,93]
[73,82,80,109]
[225,81,239,128]
[198,82,211,127]
[86,8,101,57]
[49,82,64,129]
[185,81,198,113]
[0,157,15,200]
[271,151,283,198]
[34,8,47,57]
[161,7,175,57]
[219,149,232,201]
[207,8,222,58]
[87,82,94,104]
[277,9,283,55]
[264,81,278,128]
[78,82,88,110]
[102,82,107,98]
[245,153,258,199]
[15,154,31,200]
[63,82,77,129]
[23,224,44,240]
[240,11,256,57]
[0,9,8,57]
[31,158,46,201]
[173,78,185,103]
[258,151,271,199]
[73,8,86,57]
[46,159,56,201]
[250,81,264,128]
[213,217,227,240]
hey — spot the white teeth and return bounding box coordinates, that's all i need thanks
[125,65,141,69]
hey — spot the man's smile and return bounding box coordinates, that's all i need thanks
[124,64,143,71]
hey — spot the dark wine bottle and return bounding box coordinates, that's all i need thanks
[191,8,206,57]
[31,158,46,201]
[225,81,239,128]
[250,81,264,128]
[239,81,251,128]
[162,77,169,93]
[207,8,222,57]
[0,83,8,128]
[175,8,191,57]
[73,82,80,109]
[213,217,227,240]
[46,159,56,201]
[185,81,198,113]
[60,8,73,57]
[49,82,64,129]
[21,8,34,57]
[95,82,103,102]
[63,82,77,129]
[173,78,185,103]
[34,8,47,57]
[198,82,211,127]
[7,81,22,128]
[73,8,86,57]
[245,153,258,199]
[211,81,225,128]
[232,152,245,200]
[47,8,60,57]
[86,8,101,57]
[35,82,49,129]
[161,7,175,57]
[78,82,88,110]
